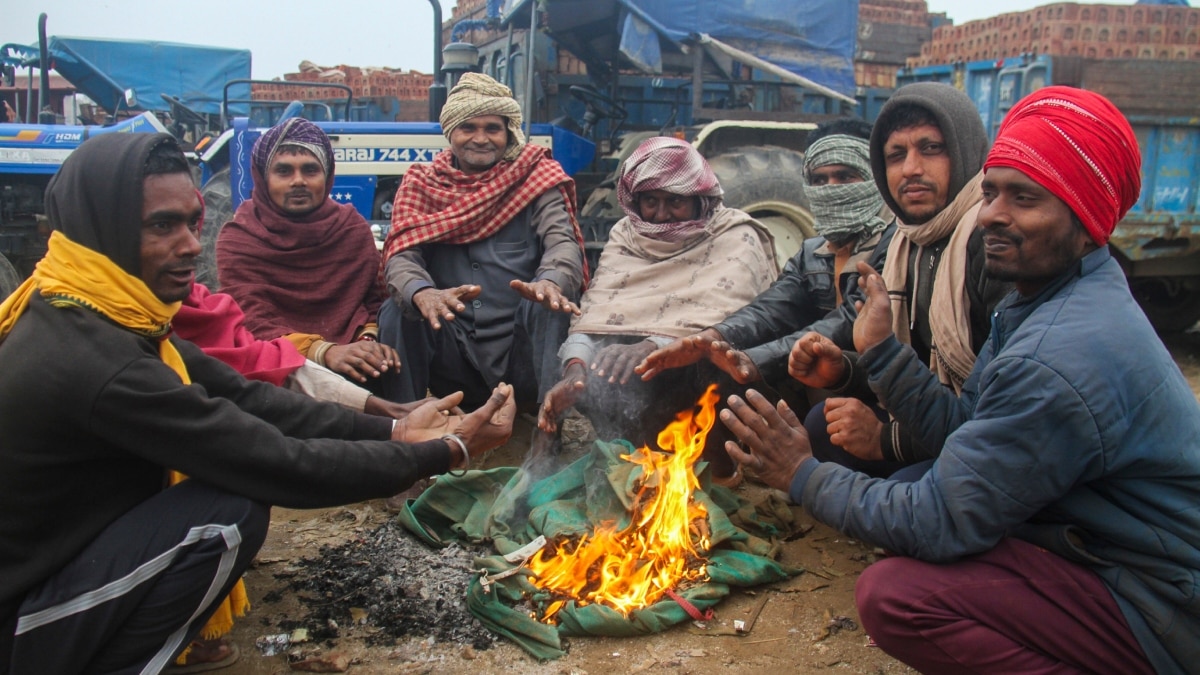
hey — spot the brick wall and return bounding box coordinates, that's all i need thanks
[252,67,433,102]
[858,0,936,88]
[911,2,1200,66]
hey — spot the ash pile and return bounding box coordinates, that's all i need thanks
[279,519,497,650]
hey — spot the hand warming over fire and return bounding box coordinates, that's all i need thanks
[592,341,657,384]
[720,389,811,492]
[634,328,723,380]
[538,361,587,433]
[510,279,581,315]
[412,284,482,330]
[635,329,762,384]
[390,392,466,443]
[452,382,517,458]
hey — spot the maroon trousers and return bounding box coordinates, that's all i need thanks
[856,538,1155,674]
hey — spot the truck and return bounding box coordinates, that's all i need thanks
[897,54,1200,331]
[3,0,861,296]
[0,35,254,297]
[190,0,864,288]
[461,0,863,268]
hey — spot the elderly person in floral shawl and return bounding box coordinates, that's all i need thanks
[537,137,777,484]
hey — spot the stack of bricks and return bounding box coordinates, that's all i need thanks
[857,0,943,89]
[911,2,1200,66]
[251,66,434,102]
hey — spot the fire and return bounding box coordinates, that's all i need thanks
[527,384,720,622]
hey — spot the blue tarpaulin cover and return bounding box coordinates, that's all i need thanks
[505,0,858,97]
[620,0,857,95]
[46,37,251,115]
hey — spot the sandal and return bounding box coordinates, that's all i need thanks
[167,639,240,673]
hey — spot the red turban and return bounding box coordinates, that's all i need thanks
[984,86,1141,245]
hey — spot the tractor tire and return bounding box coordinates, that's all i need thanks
[705,145,816,266]
[0,252,20,301]
[1129,275,1200,333]
[197,168,232,291]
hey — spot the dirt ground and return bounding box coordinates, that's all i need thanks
[217,329,1200,675]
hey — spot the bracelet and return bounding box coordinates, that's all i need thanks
[441,434,470,477]
[357,333,377,342]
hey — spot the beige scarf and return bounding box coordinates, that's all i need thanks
[572,206,777,338]
[882,172,983,393]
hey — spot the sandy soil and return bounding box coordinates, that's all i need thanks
[215,329,1200,674]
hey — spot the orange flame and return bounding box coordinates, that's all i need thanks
[527,384,720,622]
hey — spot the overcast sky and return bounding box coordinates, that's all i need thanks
[0,0,1150,81]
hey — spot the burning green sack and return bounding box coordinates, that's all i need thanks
[394,439,799,660]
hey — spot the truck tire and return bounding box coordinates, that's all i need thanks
[0,252,20,301]
[197,168,232,291]
[705,145,816,266]
[1129,276,1200,333]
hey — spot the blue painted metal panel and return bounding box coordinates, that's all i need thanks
[0,113,165,174]
[229,117,259,211]
[329,175,377,218]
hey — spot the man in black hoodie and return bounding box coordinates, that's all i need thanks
[789,83,1011,478]
[0,133,515,673]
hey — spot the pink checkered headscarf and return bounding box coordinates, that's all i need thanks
[617,137,723,241]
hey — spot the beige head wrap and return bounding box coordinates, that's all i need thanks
[439,72,526,161]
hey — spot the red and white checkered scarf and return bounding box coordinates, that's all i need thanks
[383,144,587,273]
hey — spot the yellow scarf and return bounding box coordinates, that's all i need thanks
[0,231,248,648]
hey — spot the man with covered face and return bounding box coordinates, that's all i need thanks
[721,86,1199,675]
[636,119,893,407]
[537,136,777,482]
[0,133,516,672]
[380,73,586,412]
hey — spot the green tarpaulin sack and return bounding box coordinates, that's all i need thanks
[396,440,800,659]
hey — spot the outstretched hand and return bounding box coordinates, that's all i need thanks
[787,332,845,388]
[452,382,517,458]
[390,392,466,442]
[367,395,463,420]
[592,341,657,384]
[635,328,723,380]
[539,362,586,433]
[413,285,482,330]
[852,260,894,354]
[634,328,760,383]
[510,279,580,315]
[719,389,811,492]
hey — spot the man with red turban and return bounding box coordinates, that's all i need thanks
[720,86,1200,673]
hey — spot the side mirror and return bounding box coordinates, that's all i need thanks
[123,88,137,108]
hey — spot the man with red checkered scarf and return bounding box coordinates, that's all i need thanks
[379,73,586,412]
